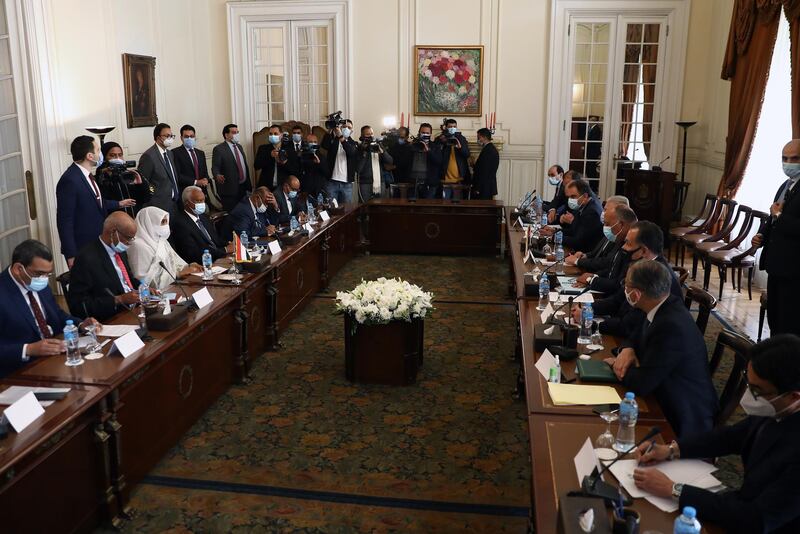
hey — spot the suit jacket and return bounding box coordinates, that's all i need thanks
[588,244,631,295]
[356,150,393,184]
[273,189,307,225]
[224,197,274,238]
[322,134,359,183]
[472,142,499,199]
[299,154,329,198]
[138,144,181,212]
[254,142,291,189]
[759,179,800,277]
[0,269,77,377]
[388,143,412,183]
[576,237,616,272]
[544,181,566,213]
[285,141,304,178]
[436,133,472,182]
[621,295,718,438]
[170,209,228,264]
[561,197,603,252]
[56,163,120,259]
[171,146,210,191]
[407,142,444,186]
[211,142,251,200]
[67,239,140,321]
[677,412,800,533]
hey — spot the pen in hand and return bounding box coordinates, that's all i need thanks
[639,440,655,465]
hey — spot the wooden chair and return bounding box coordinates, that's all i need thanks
[684,284,718,336]
[389,183,414,199]
[705,210,769,300]
[442,183,472,201]
[686,203,744,280]
[708,329,752,428]
[672,181,690,222]
[692,206,752,282]
[673,265,689,286]
[677,198,735,268]
[758,291,768,342]
[669,193,717,263]
[252,121,324,188]
[56,272,71,296]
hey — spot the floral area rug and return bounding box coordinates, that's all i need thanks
[102,254,530,533]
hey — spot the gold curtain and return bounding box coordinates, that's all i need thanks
[641,24,661,158]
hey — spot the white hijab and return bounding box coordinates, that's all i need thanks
[128,207,187,290]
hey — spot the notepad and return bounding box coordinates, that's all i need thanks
[547,383,621,405]
[97,324,139,338]
[190,265,227,277]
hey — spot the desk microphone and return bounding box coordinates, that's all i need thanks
[652,155,670,171]
[159,261,198,311]
[104,287,150,340]
[580,426,661,503]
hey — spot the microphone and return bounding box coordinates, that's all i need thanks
[580,426,661,503]
[159,261,198,311]
[105,287,150,339]
[652,155,670,171]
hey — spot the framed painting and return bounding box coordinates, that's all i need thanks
[414,45,483,116]
[122,53,158,128]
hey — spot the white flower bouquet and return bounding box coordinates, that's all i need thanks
[335,278,434,326]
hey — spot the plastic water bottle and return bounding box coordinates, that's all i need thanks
[202,249,213,280]
[578,303,593,344]
[555,232,565,274]
[534,196,543,218]
[541,213,548,227]
[537,273,550,311]
[138,281,150,305]
[614,392,639,453]
[674,506,701,534]
[549,354,561,383]
[290,216,300,232]
[64,320,83,367]
[240,231,249,249]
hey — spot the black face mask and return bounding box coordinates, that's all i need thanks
[623,247,641,260]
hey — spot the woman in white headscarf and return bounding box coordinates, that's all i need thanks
[128,206,202,290]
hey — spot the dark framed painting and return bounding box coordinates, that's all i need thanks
[122,53,158,128]
[414,45,483,116]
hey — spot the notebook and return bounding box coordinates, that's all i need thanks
[576,359,619,383]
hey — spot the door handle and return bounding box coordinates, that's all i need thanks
[25,170,37,220]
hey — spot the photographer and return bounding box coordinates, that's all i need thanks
[254,124,289,189]
[322,115,358,204]
[408,123,443,199]
[299,132,328,201]
[96,141,148,213]
[356,125,393,202]
[387,126,412,190]
[436,118,471,199]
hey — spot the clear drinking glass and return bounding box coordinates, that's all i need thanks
[84,323,102,353]
[590,320,603,348]
[595,410,619,459]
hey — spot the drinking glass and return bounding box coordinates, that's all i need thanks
[590,320,603,348]
[595,410,619,459]
[84,322,102,353]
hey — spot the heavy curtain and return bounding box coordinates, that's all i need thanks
[788,1,800,137]
[619,25,642,158]
[641,24,660,159]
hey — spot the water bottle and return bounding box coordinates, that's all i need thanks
[138,281,150,306]
[317,193,324,205]
[290,216,300,232]
[549,354,561,383]
[674,506,701,534]
[541,213,548,228]
[578,303,593,344]
[202,249,213,280]
[537,273,550,311]
[534,196,543,218]
[555,231,565,274]
[64,320,83,367]
[240,231,249,249]
[614,392,638,453]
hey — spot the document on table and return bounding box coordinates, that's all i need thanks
[97,324,139,338]
[190,265,227,276]
[609,458,721,512]
[0,386,70,408]
[550,292,594,304]
[535,349,558,380]
[547,383,621,405]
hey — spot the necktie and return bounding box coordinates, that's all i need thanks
[233,145,246,184]
[163,152,179,201]
[27,291,51,339]
[196,218,213,244]
[114,253,133,291]
[88,174,102,208]
[189,149,200,181]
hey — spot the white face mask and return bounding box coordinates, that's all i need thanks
[783,162,800,180]
[256,202,267,214]
[740,388,799,418]
[624,288,639,307]
[547,175,561,186]
[163,137,174,148]
[231,133,241,144]
[567,197,580,210]
[154,225,171,241]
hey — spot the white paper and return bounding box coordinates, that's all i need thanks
[303,223,314,234]
[267,240,282,255]
[189,265,227,277]
[0,386,70,406]
[538,260,556,267]
[557,276,578,287]
[319,210,330,221]
[535,349,558,380]
[97,324,139,338]
[540,303,555,323]
[4,391,45,433]
[574,437,602,485]
[574,293,595,303]
[609,458,718,510]
[112,330,145,358]
[331,198,339,208]
[192,287,214,310]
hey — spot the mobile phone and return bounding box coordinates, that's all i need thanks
[591,404,616,415]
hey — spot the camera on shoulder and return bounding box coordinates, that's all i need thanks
[99,160,138,185]
[325,111,348,130]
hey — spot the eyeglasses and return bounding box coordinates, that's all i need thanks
[115,229,136,243]
[22,265,53,278]
[741,369,775,400]
[160,134,176,140]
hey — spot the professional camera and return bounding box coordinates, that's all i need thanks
[381,128,401,143]
[359,136,385,153]
[324,111,347,130]
[302,142,320,156]
[99,160,138,185]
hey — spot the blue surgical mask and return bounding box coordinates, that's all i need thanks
[288,190,298,199]
[341,128,352,138]
[447,127,457,135]
[268,134,281,145]
[783,162,800,180]
[603,224,618,242]
[93,151,103,167]
[193,202,206,215]
[183,137,196,150]
[567,197,580,210]
[547,175,561,186]
[22,265,49,292]
[398,138,407,145]
[292,134,302,143]
[113,231,129,253]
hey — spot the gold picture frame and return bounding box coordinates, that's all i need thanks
[414,45,484,116]
[122,53,158,128]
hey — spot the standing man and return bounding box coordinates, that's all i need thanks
[212,123,251,212]
[299,132,328,200]
[471,128,498,200]
[356,125,393,202]
[286,124,305,178]
[172,124,210,196]
[138,123,182,213]
[408,123,443,199]
[387,127,412,190]
[322,119,358,204]
[753,139,800,336]
[255,124,289,190]
[57,135,136,268]
[436,118,471,198]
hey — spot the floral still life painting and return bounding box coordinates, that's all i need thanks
[414,46,483,116]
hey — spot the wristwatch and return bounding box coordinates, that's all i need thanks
[672,482,684,500]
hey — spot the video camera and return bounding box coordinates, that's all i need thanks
[324,111,348,130]
[99,160,138,185]
[441,118,460,146]
[359,135,385,153]
[302,142,320,156]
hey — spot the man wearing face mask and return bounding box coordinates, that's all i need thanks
[322,119,358,204]
[67,212,141,321]
[138,123,182,214]
[547,169,581,223]
[356,125,393,202]
[603,260,717,438]
[56,136,136,268]
[751,139,800,336]
[273,175,308,225]
[571,201,636,277]
[633,334,800,533]
[0,240,100,377]
[212,123,251,211]
[471,128,498,200]
[95,141,147,211]
[299,132,328,201]
[225,186,278,239]
[285,125,305,179]
[541,179,603,251]
[171,124,210,195]
[408,123,444,199]
[255,124,289,190]
[170,186,234,264]
[387,127,412,190]
[436,119,471,199]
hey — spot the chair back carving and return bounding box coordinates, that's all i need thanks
[708,329,752,428]
[684,284,717,335]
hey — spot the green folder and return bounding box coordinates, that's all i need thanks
[576,359,619,383]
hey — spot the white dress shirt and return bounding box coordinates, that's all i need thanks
[283,191,294,215]
[9,268,49,360]
[332,143,348,183]
[74,162,102,203]
[646,295,670,324]
[100,238,133,293]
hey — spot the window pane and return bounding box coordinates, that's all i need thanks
[0,153,22,195]
[0,193,28,230]
[0,0,7,36]
[270,85,284,102]
[312,26,328,45]
[0,77,15,116]
[0,227,30,270]
[0,38,10,76]
[0,116,20,155]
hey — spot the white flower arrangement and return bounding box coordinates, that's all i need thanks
[336,278,434,326]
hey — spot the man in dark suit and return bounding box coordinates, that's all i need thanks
[255,124,290,190]
[356,125,393,202]
[387,127,412,188]
[752,139,800,336]
[170,186,233,264]
[273,176,307,225]
[322,119,359,204]
[285,124,305,178]
[547,168,579,222]
[68,212,141,321]
[172,124,210,195]
[604,260,718,438]
[543,164,565,212]
[224,187,277,239]
[542,178,603,252]
[211,123,251,211]
[138,123,182,213]
[0,240,99,377]
[408,123,443,199]
[56,136,136,267]
[436,118,471,199]
[633,334,800,533]
[471,128,498,200]
[571,201,636,286]
[299,132,328,200]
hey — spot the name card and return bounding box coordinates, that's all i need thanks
[535,349,558,380]
[4,391,45,433]
[331,198,339,208]
[192,287,214,310]
[267,239,282,255]
[573,437,602,485]
[113,330,145,358]
[303,223,314,234]
[319,210,330,221]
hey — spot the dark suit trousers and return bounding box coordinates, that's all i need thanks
[767,274,797,335]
